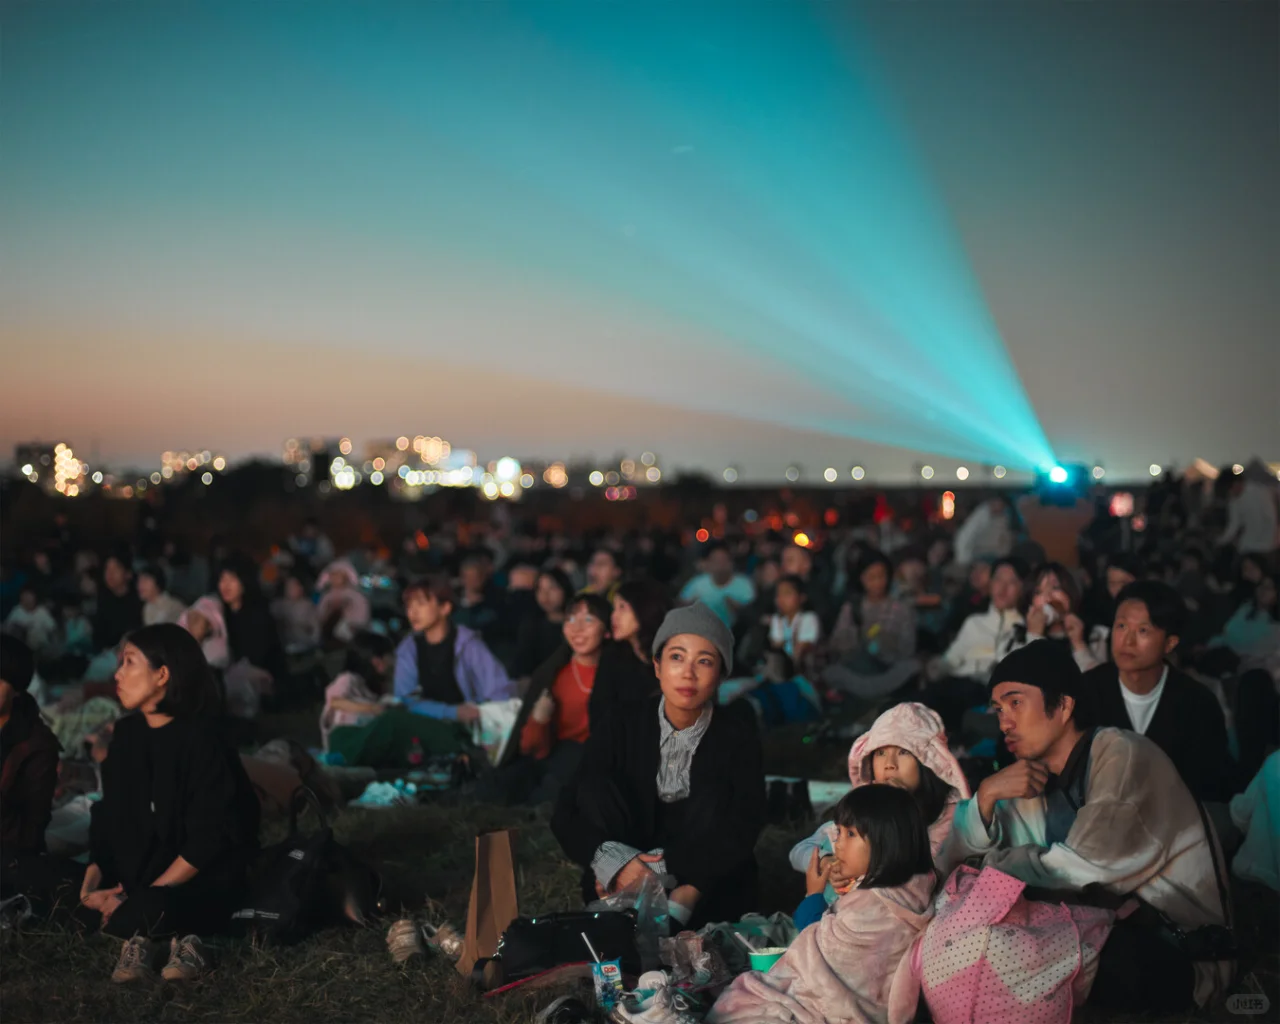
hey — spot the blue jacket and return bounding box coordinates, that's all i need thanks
[392,624,514,720]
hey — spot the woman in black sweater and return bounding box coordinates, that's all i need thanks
[552,603,766,930]
[217,554,285,682]
[80,624,259,984]
[597,578,672,705]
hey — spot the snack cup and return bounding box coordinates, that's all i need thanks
[749,947,787,972]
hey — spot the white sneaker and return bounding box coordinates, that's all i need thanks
[609,984,702,1024]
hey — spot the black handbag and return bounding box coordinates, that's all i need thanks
[474,909,640,987]
[232,787,381,944]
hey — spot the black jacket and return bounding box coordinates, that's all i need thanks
[90,714,260,891]
[1086,662,1234,802]
[222,599,284,679]
[500,641,659,768]
[0,693,61,855]
[551,695,766,903]
[93,587,143,652]
[513,611,565,678]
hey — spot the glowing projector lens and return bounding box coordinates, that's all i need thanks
[1049,466,1069,484]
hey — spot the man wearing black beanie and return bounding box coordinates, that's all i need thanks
[944,640,1234,1016]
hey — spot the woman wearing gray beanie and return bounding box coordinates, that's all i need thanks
[552,602,766,930]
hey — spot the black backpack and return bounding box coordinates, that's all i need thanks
[232,787,381,944]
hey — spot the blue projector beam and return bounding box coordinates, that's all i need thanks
[263,1,1057,468]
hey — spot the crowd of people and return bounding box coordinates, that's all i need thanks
[1,465,1277,1021]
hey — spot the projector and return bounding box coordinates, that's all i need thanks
[1034,464,1090,506]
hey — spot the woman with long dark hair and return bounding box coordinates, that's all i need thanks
[598,579,672,706]
[512,568,573,680]
[1005,562,1102,672]
[80,624,259,984]
[216,554,284,682]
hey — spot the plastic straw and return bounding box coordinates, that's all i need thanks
[581,931,602,964]
[733,931,757,953]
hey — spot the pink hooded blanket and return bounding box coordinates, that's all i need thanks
[316,560,371,642]
[848,702,972,867]
[904,865,1114,1024]
[179,595,229,669]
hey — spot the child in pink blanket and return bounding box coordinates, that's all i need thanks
[710,785,936,1024]
[320,631,397,750]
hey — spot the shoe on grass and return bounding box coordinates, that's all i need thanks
[161,934,209,981]
[0,894,34,932]
[609,985,702,1024]
[386,918,426,963]
[111,935,157,984]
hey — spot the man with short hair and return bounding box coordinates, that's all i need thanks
[679,542,755,629]
[1221,472,1278,561]
[1085,580,1233,801]
[946,641,1233,1013]
[585,548,624,600]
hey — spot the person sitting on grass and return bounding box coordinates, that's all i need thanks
[679,541,757,630]
[600,579,673,703]
[315,559,371,646]
[512,568,572,681]
[216,555,284,683]
[0,636,60,859]
[485,592,613,805]
[768,574,821,671]
[137,565,186,627]
[320,630,397,751]
[552,603,765,930]
[1004,562,1101,673]
[922,557,1026,734]
[790,702,970,907]
[944,640,1234,1014]
[271,572,321,654]
[822,552,919,700]
[392,575,514,724]
[1086,579,1234,802]
[709,785,936,1024]
[80,624,259,984]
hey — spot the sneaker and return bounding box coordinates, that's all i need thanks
[0,894,34,932]
[386,918,426,963]
[111,935,157,984]
[161,934,209,981]
[421,920,464,959]
[610,985,702,1023]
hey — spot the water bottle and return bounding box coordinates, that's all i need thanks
[407,736,424,766]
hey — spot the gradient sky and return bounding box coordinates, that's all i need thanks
[2,1,1276,483]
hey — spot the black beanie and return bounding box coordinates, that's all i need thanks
[0,634,35,693]
[989,639,1082,700]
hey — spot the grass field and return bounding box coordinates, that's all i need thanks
[2,719,1276,1023]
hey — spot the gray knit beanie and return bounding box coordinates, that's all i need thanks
[652,602,734,675]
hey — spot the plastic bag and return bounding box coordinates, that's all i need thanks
[586,870,668,970]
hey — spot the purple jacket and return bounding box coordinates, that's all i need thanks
[393,624,514,720]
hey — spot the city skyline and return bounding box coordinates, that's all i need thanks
[2,1,1277,481]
